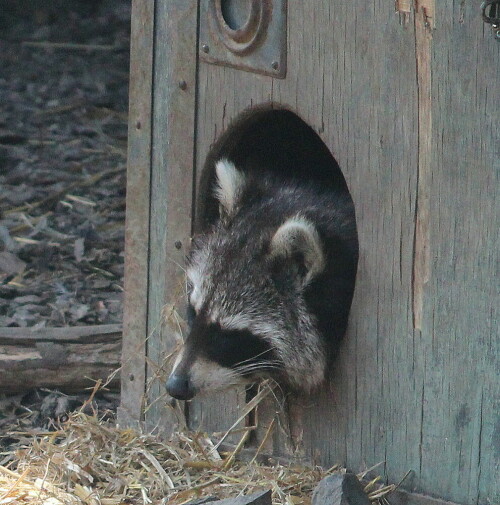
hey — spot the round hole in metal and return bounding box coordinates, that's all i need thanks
[220,0,252,31]
[212,0,270,54]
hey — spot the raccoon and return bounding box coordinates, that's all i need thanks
[166,159,358,400]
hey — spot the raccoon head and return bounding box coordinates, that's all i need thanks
[166,160,327,400]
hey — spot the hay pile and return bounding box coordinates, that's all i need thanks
[0,410,395,505]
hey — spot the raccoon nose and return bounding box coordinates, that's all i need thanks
[166,373,195,401]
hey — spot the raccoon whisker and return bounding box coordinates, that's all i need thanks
[231,347,280,368]
[235,367,280,376]
[233,363,283,375]
[235,362,283,374]
[235,359,282,370]
[236,361,282,371]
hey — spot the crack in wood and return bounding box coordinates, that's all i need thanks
[412,0,434,330]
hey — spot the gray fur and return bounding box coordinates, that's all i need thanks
[168,159,358,398]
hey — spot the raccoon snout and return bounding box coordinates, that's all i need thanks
[166,373,195,401]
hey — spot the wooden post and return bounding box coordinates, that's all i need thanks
[118,0,155,429]
[119,0,199,433]
[143,0,198,434]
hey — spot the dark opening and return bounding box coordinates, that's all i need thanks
[220,0,251,31]
[196,105,352,231]
[195,105,357,444]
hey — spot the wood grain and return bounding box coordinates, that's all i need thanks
[412,0,433,331]
[419,0,499,502]
[0,325,121,393]
[118,0,155,428]
[129,0,499,501]
[144,0,198,434]
[187,0,499,503]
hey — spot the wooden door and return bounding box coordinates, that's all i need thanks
[121,1,499,503]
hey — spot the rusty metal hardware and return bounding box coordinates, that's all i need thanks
[212,0,270,55]
[199,0,287,78]
[481,0,500,40]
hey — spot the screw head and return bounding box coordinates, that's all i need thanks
[178,80,187,90]
[202,44,210,53]
[271,60,279,70]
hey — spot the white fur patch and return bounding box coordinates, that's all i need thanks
[214,159,246,216]
[270,216,325,286]
[218,313,254,331]
[187,266,204,312]
[190,357,246,393]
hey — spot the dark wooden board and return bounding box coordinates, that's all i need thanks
[143,0,199,434]
[118,0,155,428]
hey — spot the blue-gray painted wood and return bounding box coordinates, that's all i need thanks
[124,0,499,503]
[419,1,499,502]
[189,1,499,504]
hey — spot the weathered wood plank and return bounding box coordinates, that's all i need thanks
[194,0,421,487]
[388,489,464,505]
[412,0,434,330]
[0,324,122,344]
[0,325,121,393]
[144,0,198,434]
[141,0,499,502]
[276,0,421,489]
[118,0,155,428]
[418,1,500,503]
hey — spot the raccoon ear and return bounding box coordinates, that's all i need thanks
[269,217,325,288]
[214,159,246,219]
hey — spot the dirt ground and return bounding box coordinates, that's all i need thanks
[0,0,129,450]
[0,0,130,328]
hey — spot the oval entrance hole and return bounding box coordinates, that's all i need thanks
[196,106,358,444]
[197,106,355,232]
